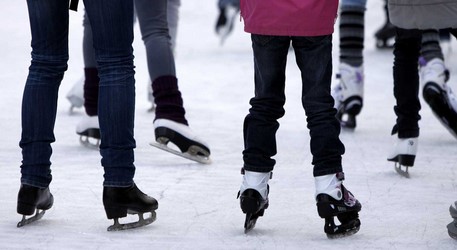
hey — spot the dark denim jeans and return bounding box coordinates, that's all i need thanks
[392,28,422,138]
[243,34,344,177]
[20,0,136,188]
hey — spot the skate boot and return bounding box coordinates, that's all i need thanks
[17,184,54,227]
[76,115,100,148]
[315,172,361,239]
[374,21,396,49]
[103,183,158,231]
[387,133,418,178]
[420,57,457,138]
[332,63,364,129]
[66,78,84,113]
[150,119,211,164]
[237,169,271,233]
[215,4,239,45]
[447,201,457,239]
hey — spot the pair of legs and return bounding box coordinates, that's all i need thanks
[20,0,157,229]
[239,34,361,237]
[22,0,136,189]
[79,0,210,162]
[83,0,185,124]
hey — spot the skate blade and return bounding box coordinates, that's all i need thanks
[149,142,211,164]
[326,226,360,239]
[17,209,46,227]
[79,136,100,150]
[394,163,410,178]
[244,213,258,234]
[107,211,156,231]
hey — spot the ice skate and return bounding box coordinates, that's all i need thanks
[215,5,239,45]
[237,169,271,233]
[66,78,84,113]
[103,184,158,231]
[332,63,364,129]
[420,57,457,139]
[387,134,418,178]
[447,201,457,239]
[315,172,361,239]
[76,115,100,149]
[374,21,396,49]
[17,184,54,227]
[150,119,211,164]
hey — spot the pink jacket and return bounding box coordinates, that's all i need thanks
[240,0,339,37]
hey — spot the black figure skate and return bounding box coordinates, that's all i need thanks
[315,172,361,238]
[103,184,158,231]
[150,119,211,164]
[17,184,54,227]
[238,168,271,233]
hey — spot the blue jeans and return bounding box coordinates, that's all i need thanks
[21,0,136,188]
[243,35,344,177]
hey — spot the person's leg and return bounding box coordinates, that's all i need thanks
[136,0,210,160]
[21,0,69,188]
[387,28,422,173]
[215,0,240,44]
[17,0,69,224]
[333,0,366,128]
[292,35,360,238]
[167,0,181,51]
[292,35,344,177]
[84,0,136,187]
[135,0,186,123]
[82,11,99,117]
[239,34,290,232]
[393,29,422,139]
[84,0,158,229]
[242,35,289,173]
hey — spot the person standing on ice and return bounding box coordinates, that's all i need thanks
[385,1,457,177]
[237,0,362,237]
[70,0,211,164]
[17,0,157,231]
[386,0,457,239]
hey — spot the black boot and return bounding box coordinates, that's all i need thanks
[103,184,158,231]
[17,184,54,227]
